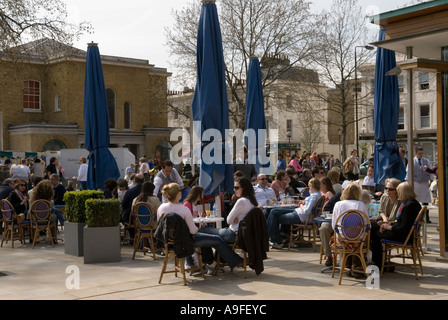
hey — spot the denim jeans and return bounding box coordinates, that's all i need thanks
[267,207,303,244]
[52,208,65,227]
[198,227,236,244]
[193,232,242,269]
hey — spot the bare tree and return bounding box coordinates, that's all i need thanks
[165,0,320,129]
[0,0,91,55]
[304,0,376,160]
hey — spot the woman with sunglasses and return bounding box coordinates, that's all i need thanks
[376,178,401,223]
[199,177,258,244]
[7,179,29,217]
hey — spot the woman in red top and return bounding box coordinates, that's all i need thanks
[183,186,205,216]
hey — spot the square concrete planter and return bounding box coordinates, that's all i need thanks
[64,222,86,257]
[83,225,121,264]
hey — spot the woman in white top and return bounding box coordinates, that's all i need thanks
[157,183,243,269]
[139,157,150,181]
[200,177,258,243]
[331,183,369,230]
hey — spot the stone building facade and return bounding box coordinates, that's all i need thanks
[0,39,171,161]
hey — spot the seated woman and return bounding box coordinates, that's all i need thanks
[370,182,422,268]
[199,177,257,244]
[329,183,369,270]
[29,179,65,228]
[320,177,335,204]
[375,178,401,223]
[267,178,322,249]
[101,178,118,199]
[132,181,161,212]
[157,183,243,271]
[7,179,29,224]
[270,170,290,200]
[183,185,205,217]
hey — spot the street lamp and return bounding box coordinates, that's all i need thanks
[286,131,292,157]
[355,45,375,158]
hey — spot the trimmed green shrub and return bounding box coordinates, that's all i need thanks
[85,198,121,228]
[63,190,105,223]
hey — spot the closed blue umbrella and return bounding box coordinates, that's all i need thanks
[84,42,120,190]
[373,29,406,185]
[245,57,270,174]
[191,0,233,196]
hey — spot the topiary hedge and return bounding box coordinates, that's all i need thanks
[85,198,121,228]
[63,190,105,223]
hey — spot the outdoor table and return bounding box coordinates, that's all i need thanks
[193,216,224,228]
[262,203,298,209]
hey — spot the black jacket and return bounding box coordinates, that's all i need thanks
[237,207,269,275]
[154,212,195,259]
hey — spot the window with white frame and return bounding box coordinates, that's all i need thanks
[398,107,405,130]
[420,104,430,128]
[54,95,61,112]
[23,80,41,110]
[419,72,429,90]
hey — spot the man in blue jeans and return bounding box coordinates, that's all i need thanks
[267,178,321,249]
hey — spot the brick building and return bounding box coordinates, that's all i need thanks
[0,39,172,161]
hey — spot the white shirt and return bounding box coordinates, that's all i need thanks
[254,184,276,206]
[157,202,198,235]
[363,176,375,186]
[78,163,88,182]
[331,200,368,230]
[226,197,254,233]
[153,168,183,198]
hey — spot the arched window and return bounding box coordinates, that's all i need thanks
[106,88,116,128]
[23,80,41,110]
[124,102,131,129]
[42,139,67,151]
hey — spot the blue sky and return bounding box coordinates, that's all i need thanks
[65,0,418,69]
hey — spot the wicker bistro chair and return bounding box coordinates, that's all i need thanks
[29,200,58,248]
[331,209,371,285]
[156,214,205,285]
[299,188,310,200]
[0,199,30,248]
[132,202,157,260]
[122,209,136,246]
[288,195,326,251]
[381,206,427,280]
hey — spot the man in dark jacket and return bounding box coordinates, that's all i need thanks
[49,174,66,205]
[0,178,14,200]
[121,173,144,223]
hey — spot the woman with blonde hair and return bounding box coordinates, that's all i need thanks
[376,178,401,223]
[328,183,369,269]
[370,182,422,268]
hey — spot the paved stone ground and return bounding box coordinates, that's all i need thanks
[0,207,446,302]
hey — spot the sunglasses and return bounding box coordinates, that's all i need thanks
[233,186,241,190]
[259,178,268,181]
[385,187,396,191]
[19,184,27,187]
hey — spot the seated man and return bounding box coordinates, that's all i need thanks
[267,178,321,249]
[318,192,342,267]
[254,174,276,206]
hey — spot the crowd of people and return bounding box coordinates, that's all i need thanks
[0,145,436,278]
